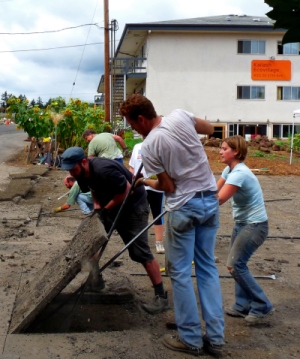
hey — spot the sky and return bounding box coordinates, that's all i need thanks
[0,0,272,105]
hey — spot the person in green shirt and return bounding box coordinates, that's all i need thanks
[82,129,129,164]
[52,176,93,215]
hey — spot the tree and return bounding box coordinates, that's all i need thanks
[265,0,300,44]
[36,96,44,109]
[1,91,12,109]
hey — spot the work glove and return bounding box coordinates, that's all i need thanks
[123,147,130,158]
[52,206,62,213]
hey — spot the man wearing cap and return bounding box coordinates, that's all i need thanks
[61,146,169,314]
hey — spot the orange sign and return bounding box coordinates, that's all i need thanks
[251,60,291,81]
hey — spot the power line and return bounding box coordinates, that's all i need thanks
[0,23,103,35]
[0,42,103,53]
[70,0,100,98]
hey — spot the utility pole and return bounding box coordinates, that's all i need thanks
[104,0,110,122]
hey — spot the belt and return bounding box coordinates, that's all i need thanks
[193,190,218,198]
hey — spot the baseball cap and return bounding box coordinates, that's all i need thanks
[61,147,86,170]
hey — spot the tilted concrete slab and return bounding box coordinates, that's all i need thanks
[9,166,49,179]
[0,179,32,201]
[9,214,108,334]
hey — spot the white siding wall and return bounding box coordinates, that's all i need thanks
[145,32,300,126]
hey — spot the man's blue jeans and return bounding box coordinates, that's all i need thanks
[166,193,224,348]
[76,194,94,215]
[227,221,273,316]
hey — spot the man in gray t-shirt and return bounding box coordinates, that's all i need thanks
[120,94,225,358]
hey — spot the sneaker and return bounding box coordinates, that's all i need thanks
[203,335,224,358]
[245,308,275,324]
[225,306,247,318]
[156,241,165,254]
[141,293,170,314]
[163,334,203,356]
[85,273,105,293]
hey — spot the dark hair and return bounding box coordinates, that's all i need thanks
[119,94,157,121]
[222,135,248,161]
[82,129,96,138]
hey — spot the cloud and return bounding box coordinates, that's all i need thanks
[0,0,271,104]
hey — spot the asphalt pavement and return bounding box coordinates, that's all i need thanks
[0,122,28,164]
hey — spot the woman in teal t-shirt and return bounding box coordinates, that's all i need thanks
[217,135,274,324]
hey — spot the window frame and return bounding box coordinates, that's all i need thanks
[237,86,265,100]
[237,40,266,54]
[277,86,300,101]
[277,41,300,55]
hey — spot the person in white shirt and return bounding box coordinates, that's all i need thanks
[129,142,165,254]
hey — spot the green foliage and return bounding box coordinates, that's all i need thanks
[251,150,267,158]
[6,97,108,149]
[288,133,300,150]
[265,0,300,44]
[124,138,143,151]
[275,140,286,146]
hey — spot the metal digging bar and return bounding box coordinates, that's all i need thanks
[98,210,167,275]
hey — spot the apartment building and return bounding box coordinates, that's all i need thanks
[97,14,300,139]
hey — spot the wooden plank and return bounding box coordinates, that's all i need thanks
[9,214,108,333]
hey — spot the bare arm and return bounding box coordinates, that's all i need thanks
[217,177,226,192]
[105,181,131,209]
[136,171,175,193]
[129,166,134,174]
[112,134,127,150]
[194,117,214,135]
[218,183,239,205]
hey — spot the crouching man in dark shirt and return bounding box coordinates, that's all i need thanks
[61,146,169,314]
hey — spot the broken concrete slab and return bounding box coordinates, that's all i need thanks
[0,179,32,201]
[9,166,49,180]
[9,214,108,334]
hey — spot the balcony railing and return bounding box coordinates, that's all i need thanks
[110,57,147,74]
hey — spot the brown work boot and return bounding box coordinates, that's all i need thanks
[163,334,203,356]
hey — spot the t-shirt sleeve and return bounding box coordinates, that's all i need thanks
[66,182,80,205]
[100,165,128,194]
[221,166,230,180]
[225,170,245,188]
[141,138,166,177]
[88,139,100,156]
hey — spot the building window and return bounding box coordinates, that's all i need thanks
[273,124,300,138]
[238,40,265,54]
[229,124,238,136]
[237,86,265,100]
[277,42,300,55]
[277,87,300,100]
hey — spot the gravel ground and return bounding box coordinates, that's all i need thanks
[0,155,300,359]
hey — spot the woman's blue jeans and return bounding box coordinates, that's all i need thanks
[166,193,224,348]
[76,194,94,215]
[227,221,273,316]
